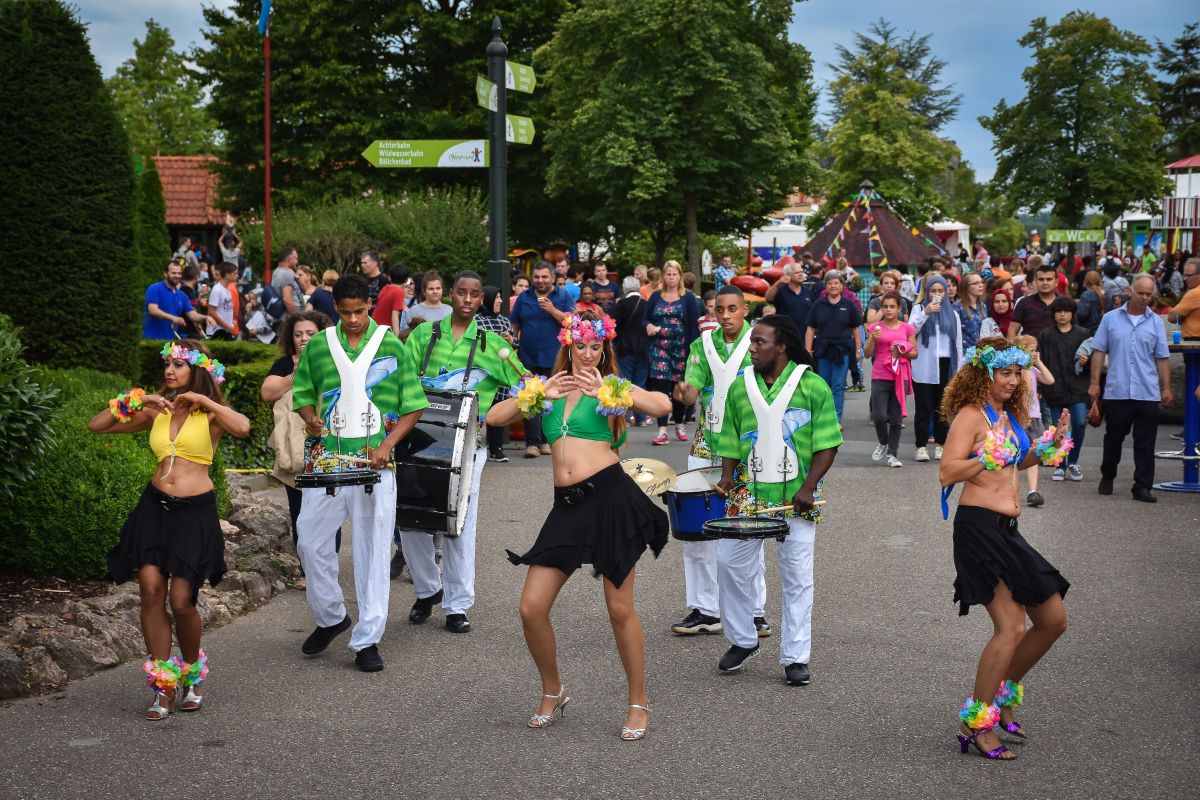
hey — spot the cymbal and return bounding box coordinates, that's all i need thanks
[620,458,678,497]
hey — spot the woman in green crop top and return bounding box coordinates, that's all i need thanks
[488,311,671,741]
[88,340,249,721]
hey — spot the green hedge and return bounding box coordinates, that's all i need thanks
[0,367,230,579]
[0,314,60,497]
[135,339,278,388]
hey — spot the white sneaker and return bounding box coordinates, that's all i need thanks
[1051,468,1065,481]
[886,455,903,468]
[934,446,944,460]
[872,444,886,462]
[1067,465,1083,481]
[915,447,930,462]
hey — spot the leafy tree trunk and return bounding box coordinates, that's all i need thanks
[684,191,700,283]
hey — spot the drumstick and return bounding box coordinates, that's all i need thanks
[757,501,826,514]
[496,346,528,377]
[334,454,371,465]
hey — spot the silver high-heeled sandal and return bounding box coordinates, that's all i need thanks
[146,690,174,721]
[621,704,651,741]
[179,685,204,712]
[528,686,570,728]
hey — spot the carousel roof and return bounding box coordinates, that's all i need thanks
[802,181,947,269]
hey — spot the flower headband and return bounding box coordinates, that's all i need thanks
[160,342,227,384]
[964,344,1030,378]
[557,313,616,347]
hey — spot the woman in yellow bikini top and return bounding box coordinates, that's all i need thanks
[88,340,249,721]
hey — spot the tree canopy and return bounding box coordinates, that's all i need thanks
[542,0,816,273]
[106,20,217,157]
[0,0,137,369]
[812,21,959,232]
[981,11,1169,226]
[1156,21,1200,163]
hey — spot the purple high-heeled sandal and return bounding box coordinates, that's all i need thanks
[957,727,1014,760]
[995,680,1026,739]
[1000,720,1026,739]
[957,698,1015,761]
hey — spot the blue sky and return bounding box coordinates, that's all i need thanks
[77,1,1194,180]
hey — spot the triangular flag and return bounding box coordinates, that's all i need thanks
[878,257,889,267]
[911,227,920,236]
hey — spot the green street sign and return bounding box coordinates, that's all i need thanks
[475,75,497,112]
[505,61,536,93]
[505,114,535,145]
[362,140,488,168]
[1046,229,1105,243]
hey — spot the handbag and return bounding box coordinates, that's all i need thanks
[1086,398,1104,428]
[269,389,306,474]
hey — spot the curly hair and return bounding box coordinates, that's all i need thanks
[939,336,1030,426]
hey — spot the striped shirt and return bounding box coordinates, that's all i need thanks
[292,319,429,454]
[407,316,526,417]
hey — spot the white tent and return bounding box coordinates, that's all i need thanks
[931,220,970,254]
[735,220,810,264]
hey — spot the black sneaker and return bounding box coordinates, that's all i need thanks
[354,644,384,672]
[1026,491,1044,507]
[409,589,443,624]
[671,609,722,635]
[445,613,472,633]
[301,614,352,655]
[784,662,811,686]
[754,617,772,638]
[718,644,759,673]
[488,448,509,463]
[390,550,406,580]
[1132,487,1158,503]
[1098,478,1114,495]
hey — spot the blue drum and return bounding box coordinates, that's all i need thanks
[662,467,726,541]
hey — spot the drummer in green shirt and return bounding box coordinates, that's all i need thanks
[399,270,528,634]
[668,285,769,638]
[712,314,842,686]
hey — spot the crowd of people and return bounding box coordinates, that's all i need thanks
[115,237,1188,748]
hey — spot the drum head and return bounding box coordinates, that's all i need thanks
[669,466,723,494]
[702,516,789,540]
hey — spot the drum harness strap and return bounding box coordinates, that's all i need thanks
[419,321,483,390]
[744,364,809,507]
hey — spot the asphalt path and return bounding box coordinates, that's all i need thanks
[2,388,1197,799]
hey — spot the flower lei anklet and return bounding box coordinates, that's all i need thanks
[1033,427,1072,467]
[514,376,552,419]
[180,650,209,688]
[596,375,633,417]
[959,697,1000,732]
[109,388,146,423]
[143,657,182,692]
[995,679,1024,709]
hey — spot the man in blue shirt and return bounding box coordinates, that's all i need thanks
[510,261,574,457]
[764,263,820,341]
[1089,274,1172,502]
[142,260,209,339]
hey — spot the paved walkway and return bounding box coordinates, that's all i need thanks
[2,389,1197,798]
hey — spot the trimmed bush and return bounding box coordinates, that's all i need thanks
[133,157,172,289]
[135,339,277,388]
[218,358,276,469]
[0,367,232,579]
[239,188,488,274]
[0,315,60,497]
[0,0,137,370]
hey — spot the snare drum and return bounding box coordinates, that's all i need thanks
[295,469,381,495]
[662,467,726,541]
[394,390,479,537]
[701,516,790,542]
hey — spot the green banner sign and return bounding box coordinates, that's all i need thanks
[475,75,497,112]
[505,114,535,145]
[1046,229,1105,243]
[362,140,488,168]
[505,61,536,93]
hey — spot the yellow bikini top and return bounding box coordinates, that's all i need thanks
[150,410,214,467]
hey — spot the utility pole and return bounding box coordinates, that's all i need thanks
[486,18,510,304]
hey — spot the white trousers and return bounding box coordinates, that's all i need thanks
[398,446,487,615]
[718,517,815,665]
[296,470,396,652]
[684,455,766,617]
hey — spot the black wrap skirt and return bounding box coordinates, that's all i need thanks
[952,504,1069,616]
[107,484,227,605]
[507,463,669,588]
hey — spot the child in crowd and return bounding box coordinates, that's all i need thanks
[1016,334,1055,507]
[698,290,719,335]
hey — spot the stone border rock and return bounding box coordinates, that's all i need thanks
[0,478,299,701]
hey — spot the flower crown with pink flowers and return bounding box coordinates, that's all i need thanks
[160,342,226,384]
[557,313,616,347]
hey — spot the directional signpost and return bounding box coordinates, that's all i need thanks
[505,114,535,145]
[361,139,488,168]
[475,76,497,112]
[505,60,536,93]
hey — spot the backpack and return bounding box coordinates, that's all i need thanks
[260,283,286,321]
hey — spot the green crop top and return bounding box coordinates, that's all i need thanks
[545,395,627,450]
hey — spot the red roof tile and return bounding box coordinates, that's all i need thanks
[1165,154,1200,170]
[152,156,224,226]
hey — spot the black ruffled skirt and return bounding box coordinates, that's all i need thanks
[952,505,1069,616]
[107,484,227,605]
[507,463,669,588]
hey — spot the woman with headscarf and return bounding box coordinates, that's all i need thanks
[909,274,964,462]
[979,288,1013,341]
[475,285,516,463]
